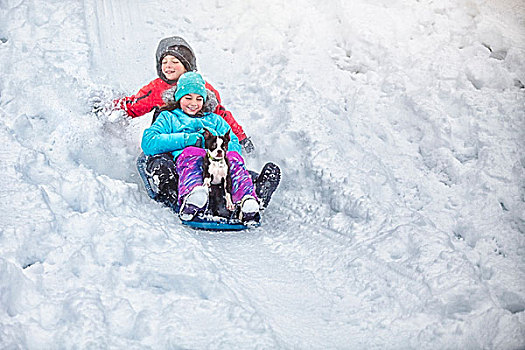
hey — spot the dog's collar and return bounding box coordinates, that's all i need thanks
[207,150,225,162]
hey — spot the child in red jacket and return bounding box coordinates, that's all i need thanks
[114,36,255,153]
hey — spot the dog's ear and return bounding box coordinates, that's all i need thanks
[203,128,212,139]
[224,130,230,142]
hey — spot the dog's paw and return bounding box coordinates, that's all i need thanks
[203,178,211,188]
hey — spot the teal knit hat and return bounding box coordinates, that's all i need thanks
[174,72,208,102]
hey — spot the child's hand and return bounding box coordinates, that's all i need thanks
[87,87,124,116]
[240,137,255,154]
[185,133,203,147]
[90,96,113,115]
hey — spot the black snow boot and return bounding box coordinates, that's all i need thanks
[145,153,179,205]
[254,162,281,209]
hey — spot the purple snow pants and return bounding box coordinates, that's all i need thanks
[175,147,258,206]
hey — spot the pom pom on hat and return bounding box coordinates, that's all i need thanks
[174,72,208,102]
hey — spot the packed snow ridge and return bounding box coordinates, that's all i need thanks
[0,0,524,348]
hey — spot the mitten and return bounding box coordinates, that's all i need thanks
[185,132,204,147]
[240,137,255,154]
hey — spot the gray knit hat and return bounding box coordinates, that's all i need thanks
[155,36,197,82]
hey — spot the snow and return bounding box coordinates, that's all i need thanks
[1,0,524,348]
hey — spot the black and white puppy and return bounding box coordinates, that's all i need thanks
[202,129,235,211]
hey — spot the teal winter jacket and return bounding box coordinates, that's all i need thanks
[141,109,242,159]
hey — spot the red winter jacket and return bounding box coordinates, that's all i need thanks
[115,78,247,141]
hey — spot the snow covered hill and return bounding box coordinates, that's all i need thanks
[1,0,524,348]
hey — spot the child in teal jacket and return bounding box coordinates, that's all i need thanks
[141,72,259,222]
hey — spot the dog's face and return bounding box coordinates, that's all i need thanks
[204,129,230,159]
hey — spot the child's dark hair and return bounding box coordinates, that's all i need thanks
[158,99,205,117]
[159,89,218,117]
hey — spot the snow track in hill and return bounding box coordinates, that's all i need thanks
[83,0,142,83]
[1,0,524,348]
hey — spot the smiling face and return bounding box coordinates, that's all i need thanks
[161,55,187,81]
[179,93,204,115]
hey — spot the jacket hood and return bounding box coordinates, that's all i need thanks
[155,36,197,83]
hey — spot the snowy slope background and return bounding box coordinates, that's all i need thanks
[1,0,524,348]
